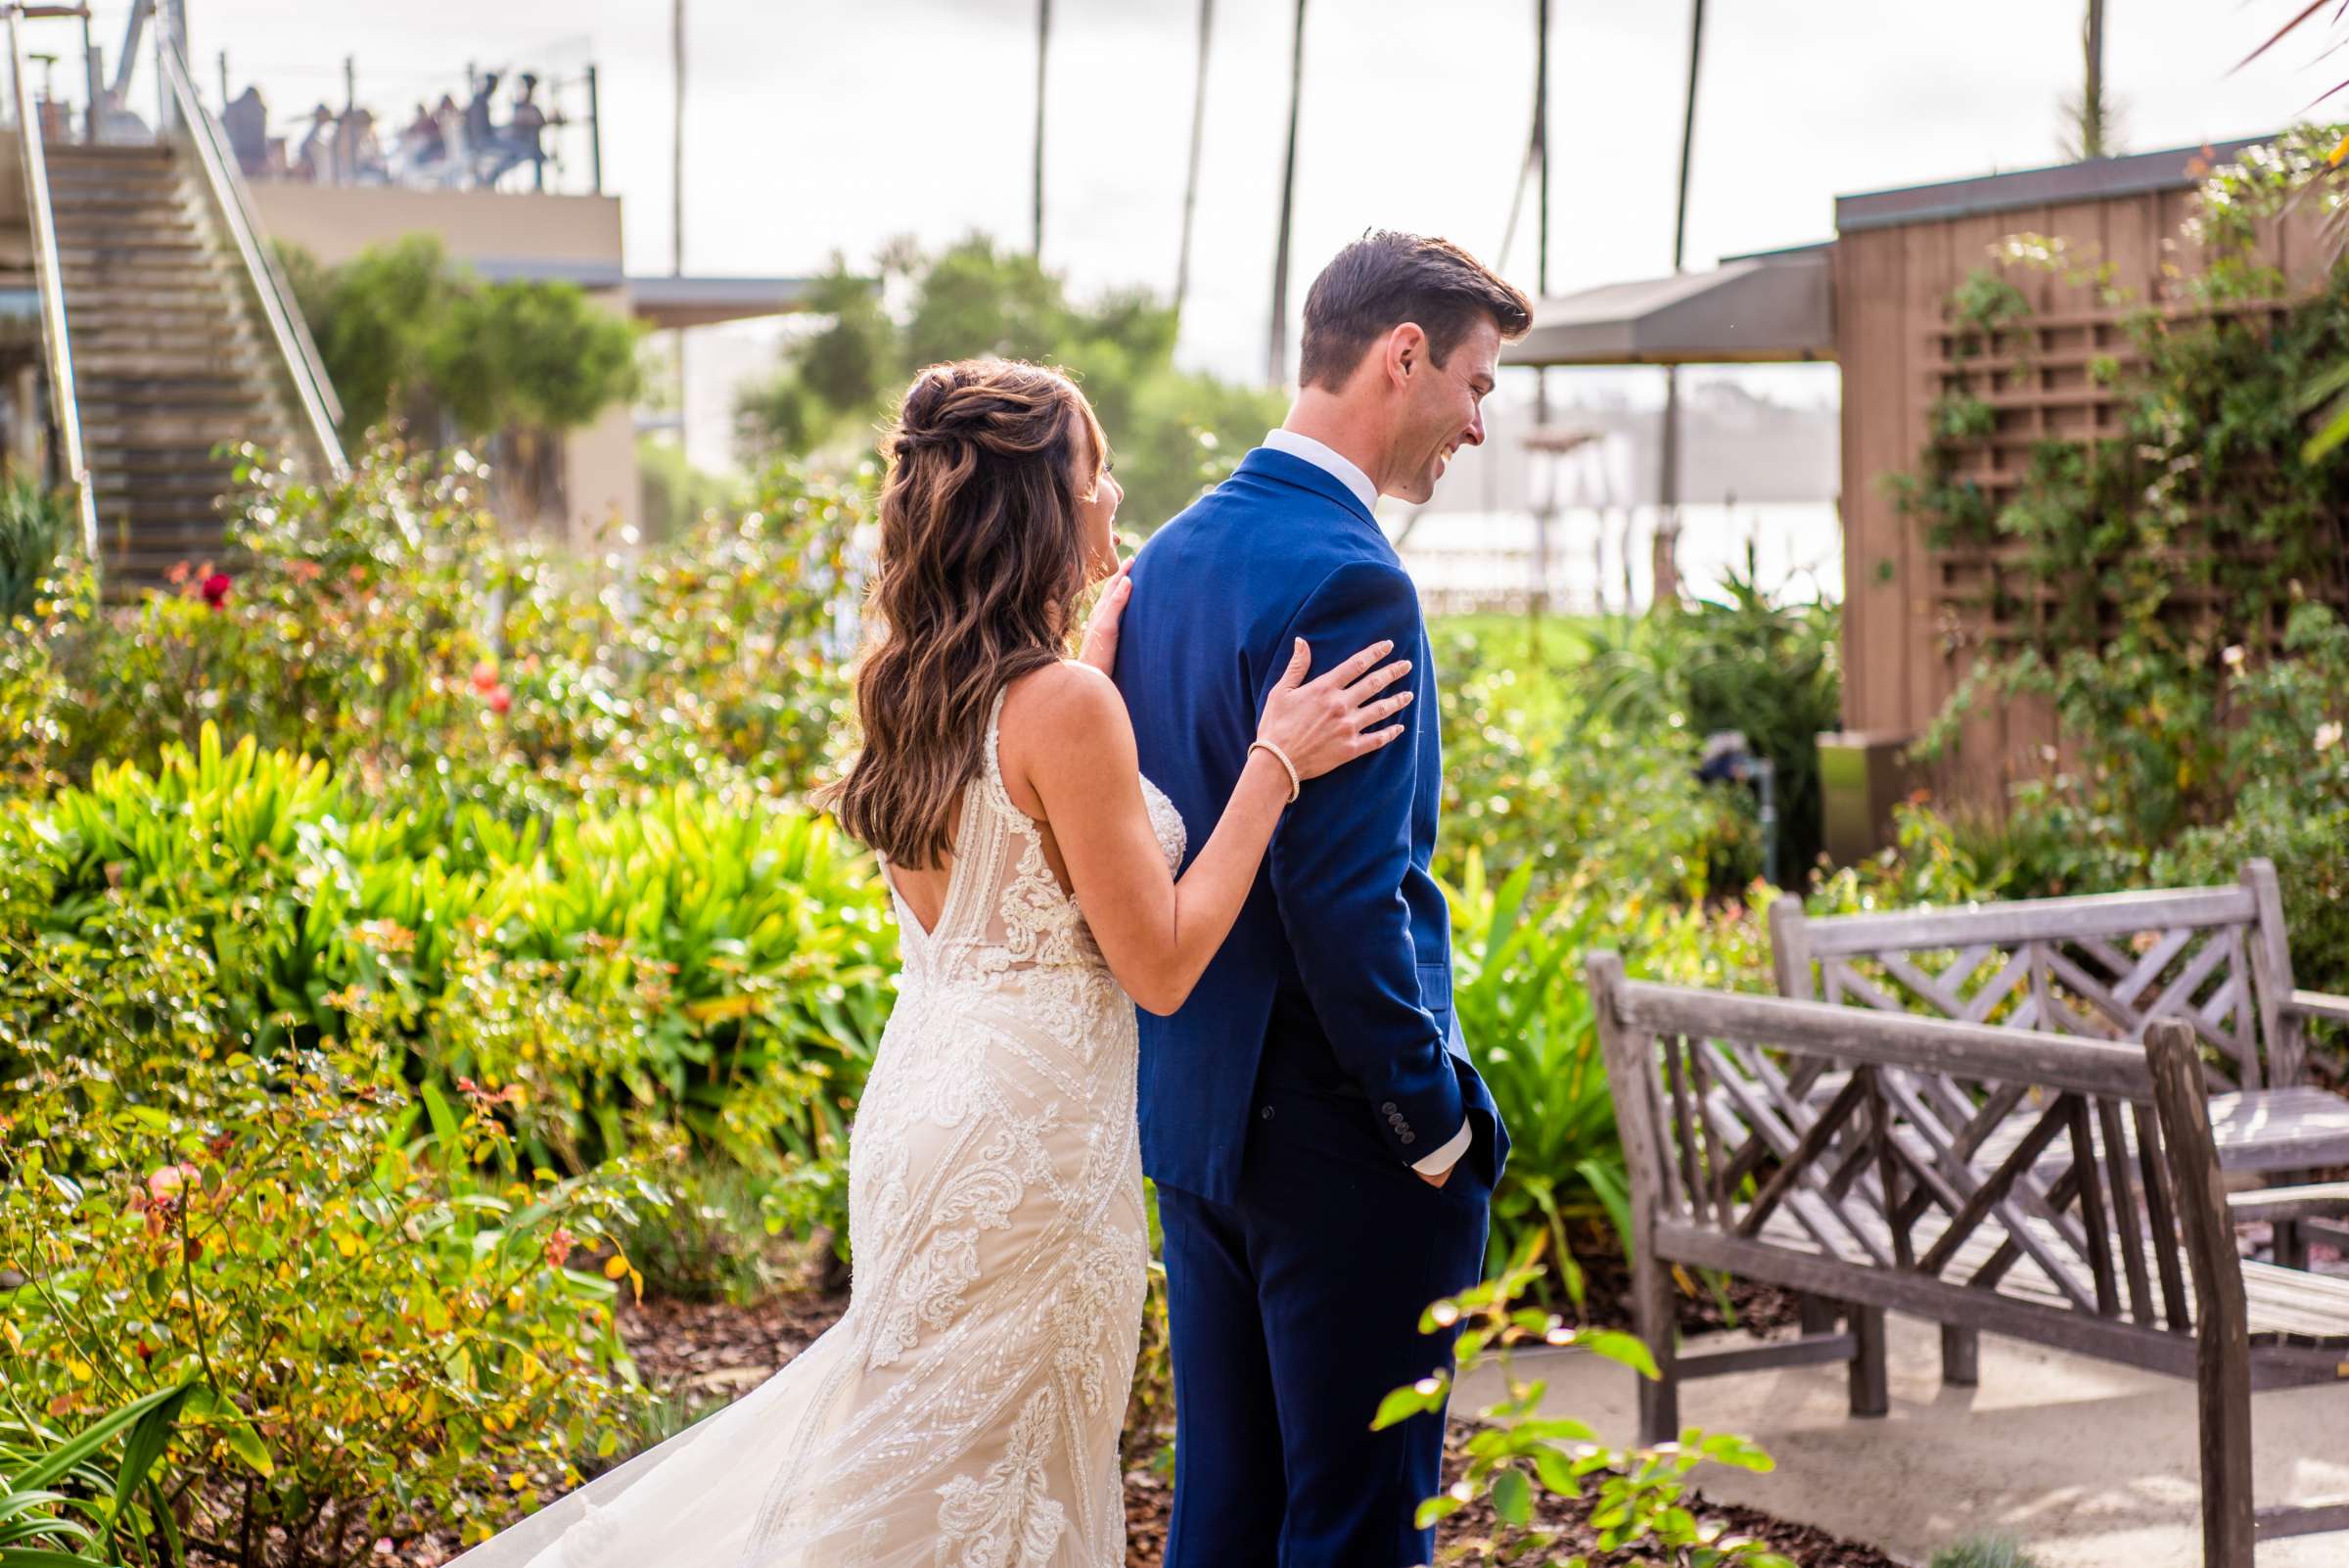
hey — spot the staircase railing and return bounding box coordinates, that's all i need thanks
[6,3,100,563]
[153,30,347,479]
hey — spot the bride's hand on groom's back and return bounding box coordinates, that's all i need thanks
[1076,557,1134,676]
[1257,637,1414,783]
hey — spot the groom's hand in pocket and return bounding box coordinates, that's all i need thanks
[1416,1165,1452,1190]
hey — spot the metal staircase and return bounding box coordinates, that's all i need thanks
[9,5,345,595]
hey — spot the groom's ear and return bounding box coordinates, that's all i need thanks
[1386,323,1430,388]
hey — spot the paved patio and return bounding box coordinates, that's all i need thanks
[1460,1311,2349,1567]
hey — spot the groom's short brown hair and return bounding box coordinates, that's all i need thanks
[1297,231,1532,392]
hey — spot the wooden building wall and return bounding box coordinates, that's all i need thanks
[1834,182,2333,813]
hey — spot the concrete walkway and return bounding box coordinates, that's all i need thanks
[1458,1313,2349,1567]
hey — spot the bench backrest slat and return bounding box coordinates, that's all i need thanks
[1769,860,2303,1092]
[1590,955,2214,1354]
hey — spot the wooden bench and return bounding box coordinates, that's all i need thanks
[1769,858,2349,1365]
[1588,953,2349,1565]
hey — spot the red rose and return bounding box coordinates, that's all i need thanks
[201,572,231,609]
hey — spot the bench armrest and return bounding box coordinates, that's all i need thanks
[2284,989,2349,1028]
[2228,1181,2349,1224]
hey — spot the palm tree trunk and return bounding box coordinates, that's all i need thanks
[1655,0,1705,614]
[1034,0,1051,256]
[1174,0,1216,315]
[1267,0,1308,386]
[2081,0,2107,158]
[1530,0,1552,638]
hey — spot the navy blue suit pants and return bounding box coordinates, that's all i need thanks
[1157,1078,1490,1568]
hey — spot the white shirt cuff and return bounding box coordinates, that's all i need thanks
[1409,1115,1473,1176]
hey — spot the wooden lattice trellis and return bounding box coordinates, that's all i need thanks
[1920,300,2305,654]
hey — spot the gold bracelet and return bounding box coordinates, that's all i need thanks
[1249,739,1301,804]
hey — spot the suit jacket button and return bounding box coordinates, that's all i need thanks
[1400,1130,1417,1145]
[1380,1102,1398,1115]
[1260,1105,1275,1121]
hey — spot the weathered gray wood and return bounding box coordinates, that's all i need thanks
[2227,1182,2349,1224]
[2098,1096,2156,1327]
[2285,987,2349,1027]
[2131,1099,2192,1330]
[1794,884,2256,955]
[1940,1323,1980,1386]
[1850,1304,1889,1418]
[1588,950,1680,1448]
[2243,860,2301,1086]
[1599,969,2349,1560]
[2257,1501,2349,1542]
[1770,893,1816,1000]
[2148,1018,2257,1568]
[2203,1087,2349,1174]
[1656,1219,2201,1376]
[1916,1096,2078,1279]
[1676,1331,1859,1380]
[1738,1070,1871,1241]
[1614,982,2153,1101]
[2067,1100,2121,1317]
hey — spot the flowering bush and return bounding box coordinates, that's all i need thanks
[40,441,863,815]
[0,839,664,1564]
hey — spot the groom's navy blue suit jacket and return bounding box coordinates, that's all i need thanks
[1115,446,1508,1205]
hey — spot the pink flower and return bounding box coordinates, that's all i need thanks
[487,685,513,715]
[201,573,231,610]
[470,659,500,693]
[543,1226,577,1270]
[147,1162,199,1202]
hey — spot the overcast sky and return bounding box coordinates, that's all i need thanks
[102,0,2328,384]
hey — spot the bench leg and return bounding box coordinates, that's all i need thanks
[1798,1293,1840,1336]
[1848,1304,1888,1418]
[1940,1323,1979,1387]
[2275,1218,2309,1271]
[1632,1246,1679,1448]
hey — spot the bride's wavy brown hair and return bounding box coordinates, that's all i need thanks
[827,359,1110,869]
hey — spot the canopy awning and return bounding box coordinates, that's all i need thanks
[626,275,821,330]
[1502,242,1834,368]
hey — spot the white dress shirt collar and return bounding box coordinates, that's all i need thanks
[1262,428,1379,515]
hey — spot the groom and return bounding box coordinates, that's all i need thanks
[1114,232,1527,1567]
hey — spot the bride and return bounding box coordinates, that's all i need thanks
[449,358,1412,1568]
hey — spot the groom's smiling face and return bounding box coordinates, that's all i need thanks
[1391,317,1499,505]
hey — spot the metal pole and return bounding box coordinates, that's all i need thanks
[585,62,602,194]
[1032,0,1049,256]
[1267,0,1306,386]
[1173,0,1212,314]
[671,1,686,460]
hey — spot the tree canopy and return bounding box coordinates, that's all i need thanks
[736,235,1284,532]
[282,234,641,444]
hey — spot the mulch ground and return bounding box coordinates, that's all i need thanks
[607,1284,1897,1568]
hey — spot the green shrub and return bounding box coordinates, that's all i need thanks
[0,846,660,1562]
[1435,624,1754,904]
[622,1163,796,1306]
[0,474,69,621]
[24,728,896,1177]
[1375,1239,1790,1567]
[1450,853,1774,1301]
[39,442,861,812]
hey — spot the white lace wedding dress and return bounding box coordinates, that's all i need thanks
[451,692,1184,1568]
